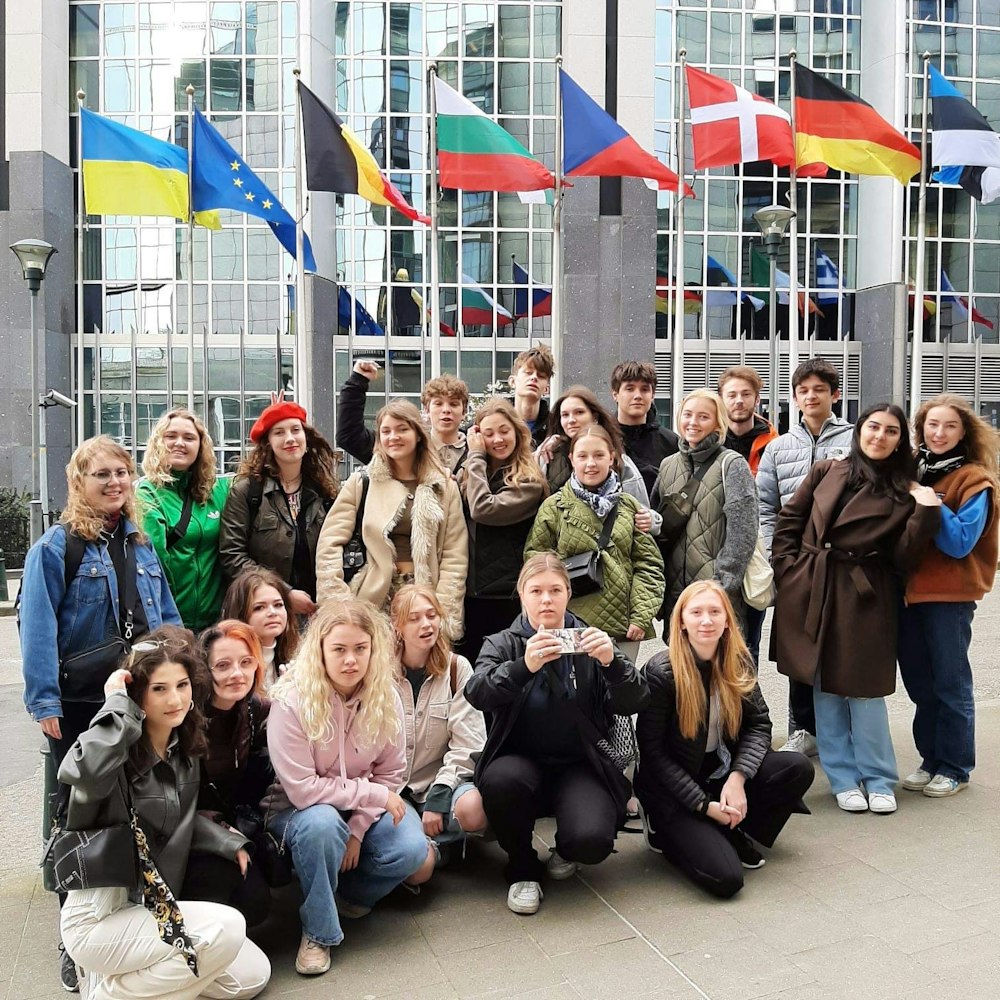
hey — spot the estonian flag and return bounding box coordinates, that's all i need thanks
[705,255,764,311]
[512,259,552,318]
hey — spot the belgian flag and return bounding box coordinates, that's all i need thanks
[794,65,920,185]
[298,81,429,223]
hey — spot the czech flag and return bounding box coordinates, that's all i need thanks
[512,259,552,318]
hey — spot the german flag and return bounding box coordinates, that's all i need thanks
[795,65,920,185]
[298,81,430,224]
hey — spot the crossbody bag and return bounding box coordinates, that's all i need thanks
[563,503,620,598]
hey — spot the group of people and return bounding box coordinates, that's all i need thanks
[18,344,996,998]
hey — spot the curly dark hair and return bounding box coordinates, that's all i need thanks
[236,423,340,501]
[846,403,917,501]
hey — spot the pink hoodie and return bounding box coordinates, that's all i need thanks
[267,687,407,840]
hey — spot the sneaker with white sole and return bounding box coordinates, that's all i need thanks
[295,935,331,976]
[923,774,966,798]
[507,880,543,914]
[58,945,80,993]
[546,850,578,880]
[901,768,933,791]
[636,801,663,854]
[836,788,869,812]
[779,729,818,756]
[868,792,897,814]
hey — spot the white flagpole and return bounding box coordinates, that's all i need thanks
[76,89,86,444]
[293,69,310,412]
[909,53,932,416]
[429,64,442,378]
[551,55,565,400]
[788,51,800,420]
[185,83,196,413]
[671,50,688,423]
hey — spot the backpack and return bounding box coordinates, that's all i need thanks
[15,529,87,633]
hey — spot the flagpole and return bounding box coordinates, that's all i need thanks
[185,83,196,413]
[671,49,688,424]
[293,69,310,413]
[76,89,86,445]
[551,55,565,400]
[909,52,932,415]
[788,51,800,422]
[428,63,442,378]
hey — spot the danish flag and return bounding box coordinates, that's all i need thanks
[686,65,826,176]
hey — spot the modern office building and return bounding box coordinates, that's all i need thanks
[3,0,1000,506]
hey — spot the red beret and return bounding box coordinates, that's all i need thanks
[250,401,308,443]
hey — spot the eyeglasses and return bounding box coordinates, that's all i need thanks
[131,638,186,654]
[87,469,132,484]
[210,657,258,676]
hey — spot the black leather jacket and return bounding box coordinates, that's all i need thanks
[59,692,247,894]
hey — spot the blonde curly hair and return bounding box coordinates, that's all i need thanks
[61,437,147,543]
[141,409,218,504]
[270,599,400,750]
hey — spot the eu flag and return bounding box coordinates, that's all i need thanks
[190,108,316,271]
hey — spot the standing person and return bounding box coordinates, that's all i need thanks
[459,397,548,663]
[265,600,431,976]
[771,404,941,814]
[466,553,650,915]
[508,344,555,448]
[651,390,758,628]
[315,400,468,636]
[219,399,339,617]
[137,409,231,632]
[610,360,679,494]
[756,357,854,755]
[19,436,182,991]
[899,394,999,798]
[221,568,301,690]
[635,582,814,898]
[390,585,489,868]
[718,367,778,667]
[525,426,664,665]
[58,627,270,1000]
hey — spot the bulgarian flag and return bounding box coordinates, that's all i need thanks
[434,77,556,193]
[455,275,514,327]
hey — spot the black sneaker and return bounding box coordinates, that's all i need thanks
[59,944,79,993]
[727,829,766,870]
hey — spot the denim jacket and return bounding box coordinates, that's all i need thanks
[20,521,181,722]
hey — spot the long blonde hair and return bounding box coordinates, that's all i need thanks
[142,409,218,503]
[390,584,452,678]
[374,399,447,482]
[668,581,756,740]
[271,599,400,749]
[470,397,547,492]
[912,393,1000,484]
[61,436,146,543]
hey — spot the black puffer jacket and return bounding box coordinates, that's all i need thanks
[466,612,650,821]
[635,652,772,817]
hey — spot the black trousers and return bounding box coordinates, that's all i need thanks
[181,852,272,929]
[478,754,618,884]
[788,679,817,736]
[644,750,814,899]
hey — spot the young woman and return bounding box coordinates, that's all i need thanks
[899,394,999,798]
[459,397,547,662]
[315,399,468,636]
[635,581,814,899]
[186,620,276,928]
[535,385,655,520]
[221,568,301,690]
[220,399,339,616]
[525,426,664,665]
[58,626,270,1000]
[466,553,649,916]
[137,409,231,631]
[651,389,759,626]
[772,404,942,814]
[265,600,430,976]
[391,585,488,867]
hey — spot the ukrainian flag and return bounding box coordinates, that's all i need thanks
[81,109,219,228]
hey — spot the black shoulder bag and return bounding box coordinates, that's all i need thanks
[563,502,620,598]
[342,472,371,582]
[656,459,713,549]
[165,491,195,550]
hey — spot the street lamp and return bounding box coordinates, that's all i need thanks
[10,238,58,543]
[752,206,795,427]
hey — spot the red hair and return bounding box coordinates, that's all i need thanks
[199,619,266,697]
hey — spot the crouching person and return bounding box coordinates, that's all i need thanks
[266,600,430,976]
[465,552,649,915]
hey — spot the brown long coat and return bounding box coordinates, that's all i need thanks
[771,460,940,698]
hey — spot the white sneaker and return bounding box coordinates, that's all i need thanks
[546,850,578,881]
[507,880,543,915]
[779,730,818,756]
[295,935,331,976]
[901,768,933,790]
[868,792,897,814]
[836,788,869,812]
[923,774,966,798]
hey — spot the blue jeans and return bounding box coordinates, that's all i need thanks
[898,601,977,783]
[744,605,765,672]
[813,685,898,795]
[403,781,478,846]
[268,804,428,947]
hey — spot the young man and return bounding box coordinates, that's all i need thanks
[336,361,470,472]
[610,360,679,493]
[508,345,554,448]
[719,366,778,475]
[757,357,854,755]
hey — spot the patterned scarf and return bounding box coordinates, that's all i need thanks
[917,443,967,487]
[569,471,622,519]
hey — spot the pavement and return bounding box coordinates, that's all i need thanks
[2,599,1000,1000]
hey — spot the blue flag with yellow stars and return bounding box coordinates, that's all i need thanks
[191,107,316,271]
